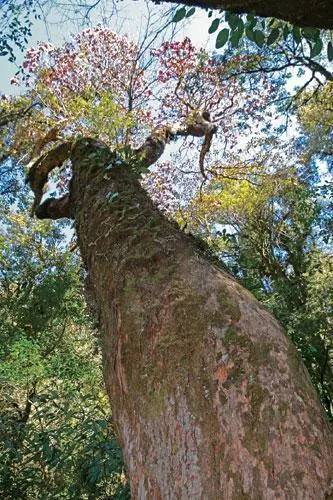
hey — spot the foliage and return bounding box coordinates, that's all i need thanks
[0,204,129,498]
[0,0,43,62]
[1,20,332,497]
[172,6,333,59]
[297,81,333,165]
[1,28,273,198]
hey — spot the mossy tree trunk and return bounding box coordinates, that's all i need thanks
[42,138,333,499]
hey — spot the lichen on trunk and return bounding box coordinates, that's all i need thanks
[57,138,333,499]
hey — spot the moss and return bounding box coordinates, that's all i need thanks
[216,287,241,323]
[223,359,244,388]
[249,343,271,365]
[249,384,267,419]
[294,470,305,482]
[146,388,167,419]
[278,401,289,421]
[224,327,250,349]
[243,384,271,457]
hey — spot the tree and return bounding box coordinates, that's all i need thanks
[163,0,333,29]
[0,200,129,498]
[297,81,333,161]
[177,158,333,419]
[2,0,333,65]
[2,29,333,497]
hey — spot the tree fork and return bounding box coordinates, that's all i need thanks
[34,138,333,498]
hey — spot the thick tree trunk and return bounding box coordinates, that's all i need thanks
[62,138,333,499]
[159,0,333,29]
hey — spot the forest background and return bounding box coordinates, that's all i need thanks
[0,0,332,497]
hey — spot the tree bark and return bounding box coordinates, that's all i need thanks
[158,0,333,29]
[49,137,333,499]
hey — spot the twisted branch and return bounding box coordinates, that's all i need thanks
[28,112,217,219]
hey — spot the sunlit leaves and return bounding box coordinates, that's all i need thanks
[297,81,333,165]
[0,203,129,497]
[0,339,48,384]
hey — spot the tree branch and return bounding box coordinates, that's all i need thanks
[30,113,217,218]
[27,141,73,216]
[135,112,217,168]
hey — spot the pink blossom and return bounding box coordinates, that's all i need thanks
[10,77,19,86]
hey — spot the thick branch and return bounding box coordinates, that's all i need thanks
[31,114,217,219]
[27,141,72,216]
[35,194,73,220]
[136,113,217,168]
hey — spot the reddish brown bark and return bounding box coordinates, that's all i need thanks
[159,0,333,29]
[38,137,333,498]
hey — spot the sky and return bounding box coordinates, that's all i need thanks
[1,1,330,181]
[0,0,215,95]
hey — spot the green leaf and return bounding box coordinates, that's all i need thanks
[230,31,241,48]
[230,21,244,48]
[292,26,301,44]
[267,28,280,46]
[253,30,265,47]
[234,18,244,35]
[215,28,229,49]
[246,13,257,30]
[172,7,186,23]
[208,18,220,34]
[302,27,320,42]
[283,25,290,41]
[310,38,323,58]
[328,41,333,62]
[246,13,256,24]
[227,12,241,30]
[186,7,195,18]
[245,27,255,42]
[208,10,213,18]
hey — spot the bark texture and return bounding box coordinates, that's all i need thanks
[159,0,333,29]
[59,138,333,499]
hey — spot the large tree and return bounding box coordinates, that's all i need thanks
[2,29,333,497]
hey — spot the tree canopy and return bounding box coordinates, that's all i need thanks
[1,5,332,496]
[163,0,333,29]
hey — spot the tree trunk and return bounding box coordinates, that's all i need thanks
[158,0,333,29]
[56,139,333,497]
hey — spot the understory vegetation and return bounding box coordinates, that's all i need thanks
[0,2,332,497]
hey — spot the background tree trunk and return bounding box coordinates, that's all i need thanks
[69,139,333,498]
[158,0,333,29]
